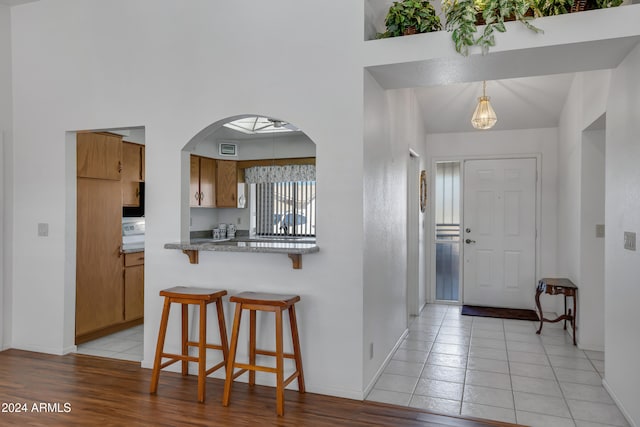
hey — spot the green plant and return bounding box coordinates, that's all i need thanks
[377,0,442,39]
[477,0,542,54]
[531,0,623,17]
[443,0,542,55]
[594,0,623,7]
[530,0,573,15]
[442,0,478,55]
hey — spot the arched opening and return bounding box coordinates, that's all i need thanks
[180,115,317,242]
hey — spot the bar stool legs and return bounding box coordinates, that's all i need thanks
[150,286,228,403]
[222,292,305,416]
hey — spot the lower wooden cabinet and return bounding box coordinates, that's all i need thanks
[124,252,144,321]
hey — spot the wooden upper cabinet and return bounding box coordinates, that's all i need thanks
[190,155,217,207]
[216,160,237,207]
[189,155,237,208]
[77,132,122,180]
[199,157,217,208]
[122,142,144,207]
[190,155,201,207]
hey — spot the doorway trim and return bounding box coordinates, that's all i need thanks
[429,153,542,305]
[407,149,421,321]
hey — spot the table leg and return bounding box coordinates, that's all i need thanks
[535,288,544,335]
[572,293,577,345]
[563,294,567,330]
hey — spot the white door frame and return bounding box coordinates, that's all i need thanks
[429,154,542,305]
[407,149,421,319]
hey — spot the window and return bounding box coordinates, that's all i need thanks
[255,181,316,237]
[223,116,299,135]
[435,161,461,302]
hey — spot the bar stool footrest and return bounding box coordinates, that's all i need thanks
[283,372,301,388]
[159,354,196,369]
[186,341,226,352]
[232,368,248,380]
[205,360,226,376]
[234,362,278,374]
[255,349,296,359]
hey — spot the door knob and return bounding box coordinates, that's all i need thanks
[466,228,471,233]
[465,239,476,244]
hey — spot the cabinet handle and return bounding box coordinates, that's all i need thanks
[200,192,204,201]
[118,161,122,173]
[195,191,200,201]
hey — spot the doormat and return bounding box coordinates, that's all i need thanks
[461,305,539,321]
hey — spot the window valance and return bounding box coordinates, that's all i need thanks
[244,164,315,184]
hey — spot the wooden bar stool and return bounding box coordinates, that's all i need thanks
[150,286,229,403]
[222,292,305,416]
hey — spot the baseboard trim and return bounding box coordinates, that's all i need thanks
[363,328,409,399]
[602,378,637,427]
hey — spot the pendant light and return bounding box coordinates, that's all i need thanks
[471,81,497,130]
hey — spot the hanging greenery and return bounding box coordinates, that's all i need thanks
[443,0,542,55]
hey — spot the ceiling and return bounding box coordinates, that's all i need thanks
[0,0,38,5]
[416,73,576,134]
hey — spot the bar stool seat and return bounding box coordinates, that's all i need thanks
[150,286,229,403]
[222,291,305,416]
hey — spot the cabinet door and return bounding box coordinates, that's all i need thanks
[199,157,217,208]
[124,264,144,321]
[190,155,201,207]
[140,145,145,181]
[76,178,124,337]
[77,133,122,180]
[122,142,142,207]
[216,160,237,207]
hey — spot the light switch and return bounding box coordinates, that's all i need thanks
[624,231,636,251]
[37,223,49,237]
[596,224,605,238]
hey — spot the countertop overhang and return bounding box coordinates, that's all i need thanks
[164,238,319,269]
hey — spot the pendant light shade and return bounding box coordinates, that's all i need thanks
[471,81,497,130]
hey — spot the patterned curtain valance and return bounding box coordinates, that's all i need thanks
[244,164,316,184]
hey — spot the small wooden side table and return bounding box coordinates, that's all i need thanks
[535,278,578,345]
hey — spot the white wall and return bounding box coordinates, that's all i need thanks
[9,0,366,399]
[426,127,559,306]
[363,72,428,391]
[579,127,605,351]
[0,3,13,350]
[557,70,610,349]
[603,42,640,426]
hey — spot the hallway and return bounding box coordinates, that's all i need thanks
[366,305,626,427]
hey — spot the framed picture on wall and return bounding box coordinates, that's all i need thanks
[420,170,427,213]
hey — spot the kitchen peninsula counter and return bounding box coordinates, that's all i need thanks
[164,238,319,269]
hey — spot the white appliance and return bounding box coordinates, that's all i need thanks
[122,218,145,251]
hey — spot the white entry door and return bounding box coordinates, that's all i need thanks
[463,158,537,309]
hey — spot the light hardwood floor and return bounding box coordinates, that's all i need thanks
[0,349,523,426]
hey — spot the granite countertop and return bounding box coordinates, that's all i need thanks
[164,237,319,255]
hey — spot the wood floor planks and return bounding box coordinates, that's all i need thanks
[0,349,522,426]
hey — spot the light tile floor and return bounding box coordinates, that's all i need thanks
[366,304,629,427]
[76,324,143,362]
